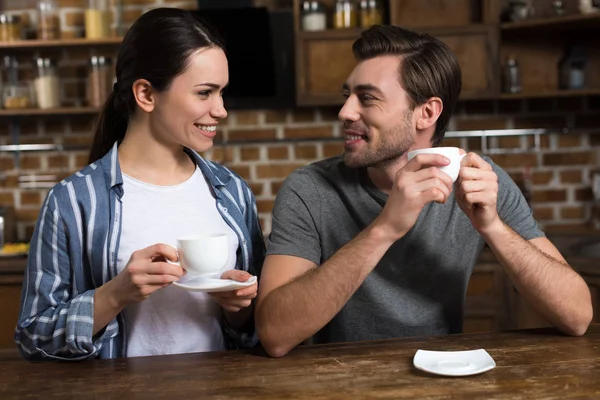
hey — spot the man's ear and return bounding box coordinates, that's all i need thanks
[415,97,443,131]
[132,79,155,113]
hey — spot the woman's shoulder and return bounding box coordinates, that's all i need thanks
[47,161,111,202]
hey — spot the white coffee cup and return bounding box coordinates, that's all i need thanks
[168,234,229,276]
[407,147,466,182]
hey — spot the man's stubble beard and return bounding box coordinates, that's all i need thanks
[343,111,414,169]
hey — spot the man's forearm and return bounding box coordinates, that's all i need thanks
[257,224,397,357]
[482,222,592,336]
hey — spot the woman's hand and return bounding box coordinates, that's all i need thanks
[210,270,257,313]
[110,244,185,307]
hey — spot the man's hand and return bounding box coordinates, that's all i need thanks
[374,153,453,241]
[455,152,501,234]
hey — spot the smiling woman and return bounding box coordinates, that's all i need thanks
[15,8,265,361]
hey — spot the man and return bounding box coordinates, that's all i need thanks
[255,25,592,357]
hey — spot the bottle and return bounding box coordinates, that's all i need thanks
[85,0,111,39]
[37,0,60,40]
[334,0,357,29]
[0,14,22,42]
[87,55,112,107]
[301,1,327,31]
[34,57,60,109]
[502,56,522,94]
[359,0,383,27]
[558,46,587,90]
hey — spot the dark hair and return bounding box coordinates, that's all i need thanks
[352,25,461,146]
[88,8,225,163]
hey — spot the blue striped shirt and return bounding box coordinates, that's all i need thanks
[15,143,265,360]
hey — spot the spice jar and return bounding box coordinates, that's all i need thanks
[85,0,111,39]
[334,0,357,29]
[3,83,33,109]
[301,1,327,31]
[34,58,60,109]
[359,0,383,27]
[88,55,112,107]
[37,0,61,40]
[0,14,22,42]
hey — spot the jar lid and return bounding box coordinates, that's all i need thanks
[302,1,325,13]
[35,57,55,68]
[0,14,22,24]
[90,55,111,66]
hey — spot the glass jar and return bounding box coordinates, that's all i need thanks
[85,0,111,39]
[37,0,61,40]
[0,14,22,42]
[3,83,33,109]
[88,55,112,107]
[359,0,383,27]
[301,1,327,31]
[334,0,357,29]
[34,57,60,109]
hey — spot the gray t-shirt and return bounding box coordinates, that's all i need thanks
[267,155,544,344]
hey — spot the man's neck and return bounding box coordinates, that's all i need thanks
[366,155,408,194]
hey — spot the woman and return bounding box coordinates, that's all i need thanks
[15,8,264,360]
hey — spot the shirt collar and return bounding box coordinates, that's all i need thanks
[97,142,231,195]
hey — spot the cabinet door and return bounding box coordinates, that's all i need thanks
[429,26,499,99]
[296,33,359,106]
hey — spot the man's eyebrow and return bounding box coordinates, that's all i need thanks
[341,83,384,96]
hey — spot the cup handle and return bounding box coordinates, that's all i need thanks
[459,153,467,162]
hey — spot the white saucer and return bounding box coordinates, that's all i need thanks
[413,349,496,377]
[173,275,257,293]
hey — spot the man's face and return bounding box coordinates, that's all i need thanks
[339,55,415,168]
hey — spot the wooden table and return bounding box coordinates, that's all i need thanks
[1,325,599,399]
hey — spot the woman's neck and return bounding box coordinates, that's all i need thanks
[118,120,196,186]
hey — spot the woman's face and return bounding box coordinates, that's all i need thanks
[151,47,228,153]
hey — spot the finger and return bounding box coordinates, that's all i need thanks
[141,274,180,285]
[235,284,258,298]
[464,191,497,206]
[411,167,454,188]
[462,153,493,171]
[143,261,185,278]
[459,167,497,182]
[412,178,451,201]
[220,269,253,282]
[219,299,253,311]
[403,154,451,173]
[459,180,494,193]
[458,148,467,156]
[420,187,448,205]
[132,243,179,262]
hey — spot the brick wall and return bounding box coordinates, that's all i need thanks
[1,1,599,241]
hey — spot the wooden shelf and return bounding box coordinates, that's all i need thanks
[0,37,122,50]
[0,107,99,116]
[499,89,600,99]
[297,29,363,40]
[501,13,600,33]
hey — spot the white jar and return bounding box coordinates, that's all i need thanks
[302,1,327,31]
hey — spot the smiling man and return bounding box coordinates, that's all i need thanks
[255,25,592,358]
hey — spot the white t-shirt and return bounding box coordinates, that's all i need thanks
[116,166,239,357]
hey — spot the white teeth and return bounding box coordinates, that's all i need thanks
[346,135,363,140]
[195,124,216,132]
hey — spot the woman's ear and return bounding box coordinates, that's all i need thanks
[132,79,155,113]
[415,97,443,131]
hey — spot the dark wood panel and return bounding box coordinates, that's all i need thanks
[0,284,21,349]
[296,37,357,105]
[390,0,477,27]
